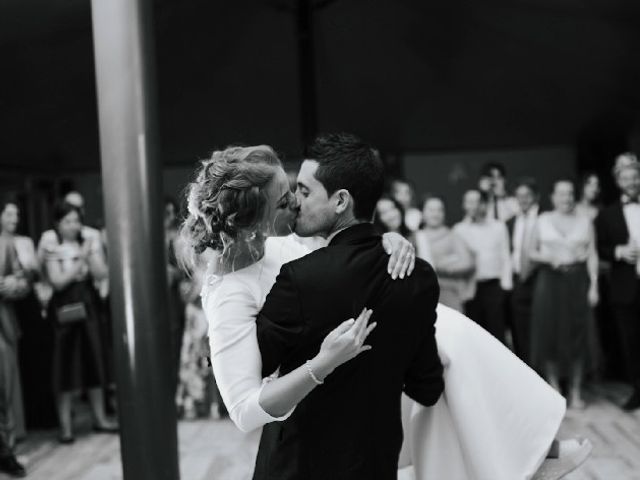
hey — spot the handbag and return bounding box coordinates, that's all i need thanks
[55,302,88,325]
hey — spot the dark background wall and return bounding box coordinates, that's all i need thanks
[1,0,640,233]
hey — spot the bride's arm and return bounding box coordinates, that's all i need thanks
[258,309,374,417]
[206,282,374,432]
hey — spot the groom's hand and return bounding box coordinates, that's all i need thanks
[382,232,416,279]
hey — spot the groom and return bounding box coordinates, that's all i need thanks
[253,133,444,480]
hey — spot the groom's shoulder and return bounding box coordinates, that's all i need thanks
[281,245,332,273]
[412,257,438,282]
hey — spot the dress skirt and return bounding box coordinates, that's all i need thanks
[530,263,591,377]
[49,281,106,393]
[400,304,566,480]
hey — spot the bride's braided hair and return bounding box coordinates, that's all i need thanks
[180,145,281,267]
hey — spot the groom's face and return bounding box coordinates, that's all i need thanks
[294,160,336,237]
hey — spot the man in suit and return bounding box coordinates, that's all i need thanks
[595,159,640,411]
[506,178,540,365]
[254,133,444,480]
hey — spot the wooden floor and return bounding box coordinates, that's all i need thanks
[3,382,639,480]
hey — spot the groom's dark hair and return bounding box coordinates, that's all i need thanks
[305,132,385,220]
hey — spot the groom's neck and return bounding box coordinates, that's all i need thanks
[325,216,367,243]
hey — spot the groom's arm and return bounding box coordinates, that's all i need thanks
[403,278,444,407]
[256,263,306,377]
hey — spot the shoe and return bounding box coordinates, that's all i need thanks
[58,434,75,444]
[622,390,640,411]
[0,453,26,477]
[532,438,592,480]
[93,423,119,434]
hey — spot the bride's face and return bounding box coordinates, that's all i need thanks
[261,166,299,237]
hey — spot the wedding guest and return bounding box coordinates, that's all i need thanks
[0,202,29,453]
[374,195,412,238]
[0,433,24,477]
[414,196,474,312]
[165,197,187,392]
[390,179,423,232]
[530,180,599,409]
[176,262,223,420]
[41,202,117,442]
[481,163,519,222]
[1,201,57,430]
[575,172,605,378]
[38,191,105,275]
[506,178,541,364]
[576,172,602,221]
[595,160,640,411]
[454,189,512,342]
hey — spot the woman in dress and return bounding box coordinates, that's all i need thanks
[0,200,29,448]
[1,200,57,432]
[182,145,578,480]
[413,195,474,312]
[530,180,599,409]
[42,202,118,442]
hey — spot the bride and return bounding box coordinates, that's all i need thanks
[181,144,587,480]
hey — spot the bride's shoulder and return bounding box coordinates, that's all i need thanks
[200,270,257,311]
[265,235,312,264]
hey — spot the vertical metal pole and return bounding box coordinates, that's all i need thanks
[90,1,180,479]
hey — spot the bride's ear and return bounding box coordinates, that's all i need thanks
[334,189,351,215]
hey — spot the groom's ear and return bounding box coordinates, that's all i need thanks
[334,189,352,214]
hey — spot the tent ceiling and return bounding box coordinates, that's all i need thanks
[1,0,639,171]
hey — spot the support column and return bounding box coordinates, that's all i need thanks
[90,1,180,479]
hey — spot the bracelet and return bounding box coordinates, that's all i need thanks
[305,360,324,385]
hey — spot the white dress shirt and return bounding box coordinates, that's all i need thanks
[622,201,640,275]
[486,196,520,223]
[454,217,513,291]
[201,236,310,432]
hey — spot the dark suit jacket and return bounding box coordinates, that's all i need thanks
[253,223,443,480]
[595,202,639,305]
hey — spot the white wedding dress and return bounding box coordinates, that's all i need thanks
[203,236,566,480]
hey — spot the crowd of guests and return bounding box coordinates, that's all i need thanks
[0,191,221,478]
[373,153,640,415]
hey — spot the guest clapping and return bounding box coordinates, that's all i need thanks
[414,196,473,312]
[530,180,598,409]
[40,202,117,442]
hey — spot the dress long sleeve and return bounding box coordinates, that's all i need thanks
[204,279,295,432]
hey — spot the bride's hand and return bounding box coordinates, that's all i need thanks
[311,308,376,381]
[382,232,416,279]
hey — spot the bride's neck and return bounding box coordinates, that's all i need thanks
[219,237,266,273]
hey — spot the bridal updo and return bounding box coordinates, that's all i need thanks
[180,145,282,266]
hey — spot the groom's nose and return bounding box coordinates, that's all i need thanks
[293,191,302,210]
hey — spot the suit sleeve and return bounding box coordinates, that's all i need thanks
[257,263,306,377]
[403,276,444,407]
[595,210,617,262]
